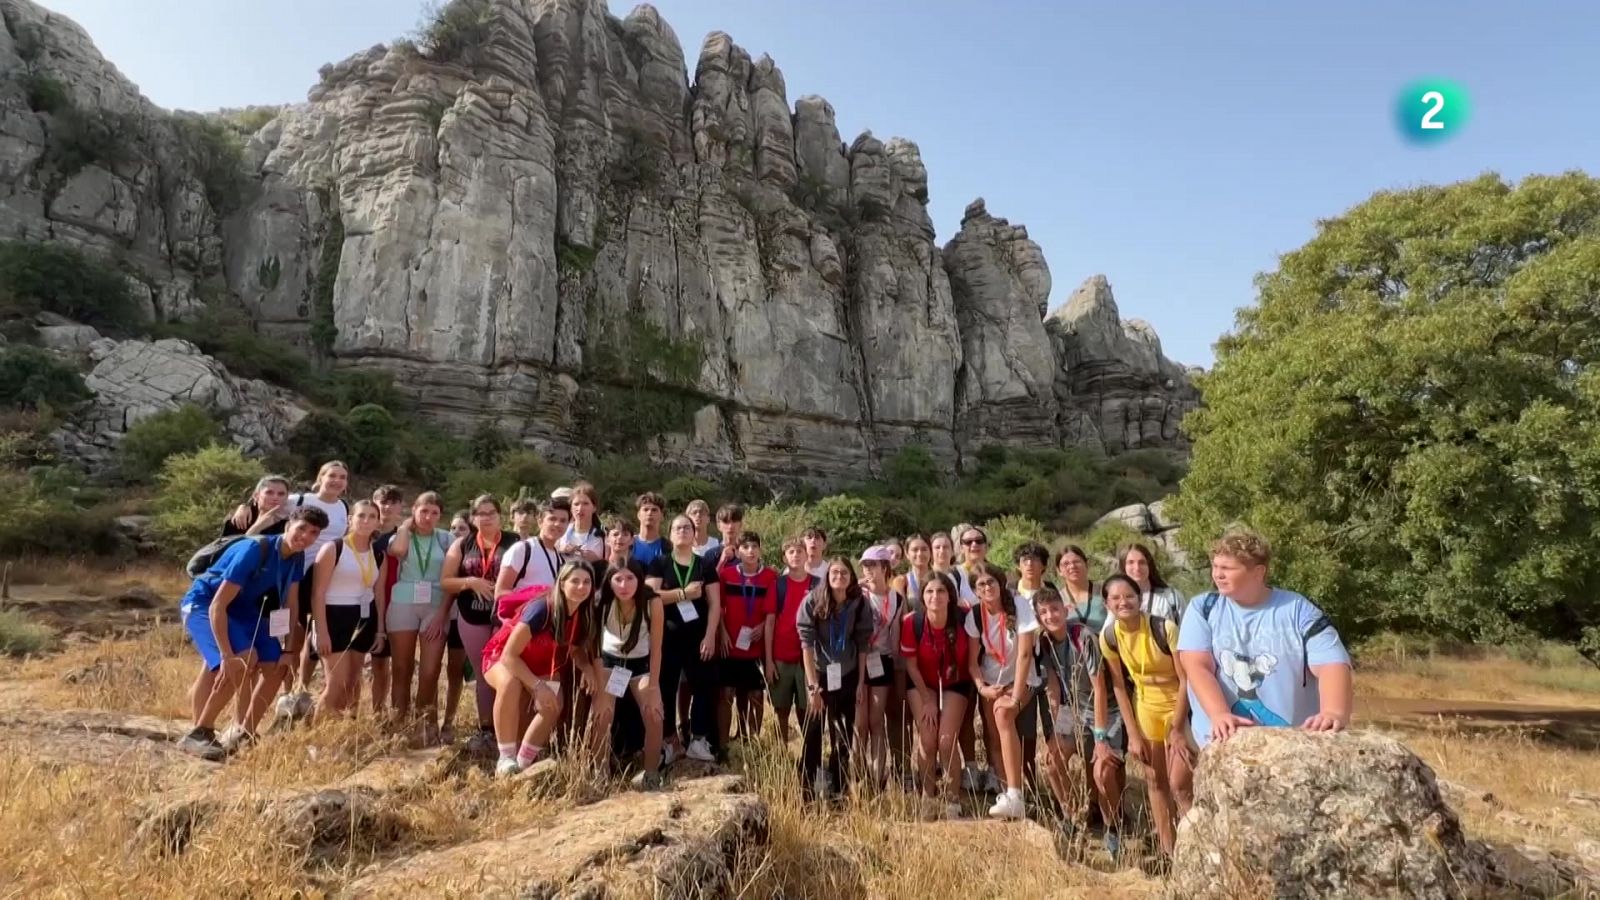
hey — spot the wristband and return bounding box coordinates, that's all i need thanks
[1092,727,1107,742]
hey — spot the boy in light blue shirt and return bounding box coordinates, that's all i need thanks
[1176,527,1352,748]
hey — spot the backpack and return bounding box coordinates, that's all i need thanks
[510,537,562,586]
[185,535,272,580]
[774,574,819,616]
[1101,613,1178,658]
[331,539,386,571]
[1193,591,1335,687]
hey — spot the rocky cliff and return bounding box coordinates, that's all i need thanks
[0,0,1199,480]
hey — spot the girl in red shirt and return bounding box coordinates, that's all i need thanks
[899,571,972,818]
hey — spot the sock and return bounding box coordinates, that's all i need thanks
[1005,787,1022,801]
[517,743,543,767]
[497,742,518,760]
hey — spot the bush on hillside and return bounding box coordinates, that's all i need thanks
[344,403,397,473]
[0,608,58,657]
[661,476,717,514]
[0,471,122,557]
[810,494,880,558]
[743,502,813,567]
[118,404,221,483]
[395,422,469,486]
[154,306,315,393]
[0,240,141,331]
[582,454,678,514]
[416,0,495,64]
[982,514,1048,570]
[152,445,265,553]
[0,347,91,411]
[442,449,564,512]
[287,410,356,468]
[170,112,254,215]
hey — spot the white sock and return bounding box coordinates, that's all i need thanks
[1006,787,1022,800]
[497,741,518,760]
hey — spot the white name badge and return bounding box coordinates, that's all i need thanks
[825,662,842,691]
[735,626,758,651]
[606,666,631,698]
[1053,705,1075,737]
[268,608,291,638]
[410,582,433,605]
[866,654,884,680]
[359,602,371,620]
[539,678,562,698]
[676,599,699,623]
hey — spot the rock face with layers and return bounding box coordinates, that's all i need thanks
[2,0,1200,483]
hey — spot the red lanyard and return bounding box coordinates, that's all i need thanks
[475,533,502,577]
[980,606,1009,668]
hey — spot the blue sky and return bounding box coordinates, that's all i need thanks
[39,0,1600,365]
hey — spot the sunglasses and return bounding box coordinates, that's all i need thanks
[962,537,987,546]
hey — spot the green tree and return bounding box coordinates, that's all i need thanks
[1172,172,1600,665]
[0,240,140,330]
[344,403,397,473]
[810,494,882,559]
[118,404,221,483]
[153,445,265,553]
[0,347,92,411]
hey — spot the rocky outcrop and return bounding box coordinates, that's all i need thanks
[52,336,308,466]
[3,0,1199,483]
[1171,728,1502,899]
[1092,496,1192,571]
[344,773,768,898]
[0,708,219,788]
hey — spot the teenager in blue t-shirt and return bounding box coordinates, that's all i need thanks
[177,507,327,761]
[1176,528,1352,748]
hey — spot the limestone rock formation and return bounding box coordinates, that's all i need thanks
[344,773,768,898]
[1171,728,1500,899]
[2,0,1201,482]
[53,337,308,466]
[1092,496,1192,571]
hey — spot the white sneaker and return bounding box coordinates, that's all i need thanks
[495,758,521,779]
[686,738,715,762]
[988,790,1025,820]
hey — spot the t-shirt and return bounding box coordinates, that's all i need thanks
[953,565,978,608]
[1101,614,1181,720]
[1058,581,1109,633]
[1016,583,1046,621]
[964,601,1039,686]
[718,563,777,660]
[180,535,306,621]
[393,529,451,607]
[1037,623,1110,726]
[649,551,719,630]
[861,589,903,657]
[632,535,670,567]
[455,531,509,626]
[501,537,564,594]
[899,610,972,689]
[562,522,605,561]
[807,561,828,580]
[288,493,348,573]
[1143,586,1185,622]
[770,573,817,664]
[693,536,721,558]
[1176,589,1350,748]
[600,599,652,660]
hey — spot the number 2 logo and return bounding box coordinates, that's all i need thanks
[1419,91,1445,130]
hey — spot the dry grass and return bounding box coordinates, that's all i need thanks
[3,557,190,598]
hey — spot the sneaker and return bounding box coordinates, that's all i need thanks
[178,727,227,762]
[685,738,715,762]
[1103,830,1122,860]
[632,770,665,791]
[494,758,521,779]
[217,723,244,747]
[291,691,315,720]
[274,693,298,721]
[662,743,680,767]
[988,791,1025,820]
[220,726,256,755]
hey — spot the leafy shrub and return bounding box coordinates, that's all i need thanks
[395,422,469,486]
[317,368,407,414]
[416,0,494,64]
[344,403,397,473]
[467,421,514,467]
[22,73,69,114]
[118,404,220,483]
[581,454,677,514]
[883,445,943,496]
[170,112,254,215]
[0,240,140,331]
[1081,521,1172,573]
[0,470,122,557]
[661,476,717,514]
[152,445,264,554]
[311,198,342,356]
[982,514,1048,570]
[286,409,356,467]
[45,106,136,178]
[442,449,564,512]
[0,608,58,657]
[225,106,280,135]
[743,502,812,567]
[810,494,881,558]
[0,347,91,411]
[154,305,313,392]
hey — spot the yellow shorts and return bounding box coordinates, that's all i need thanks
[1136,689,1178,744]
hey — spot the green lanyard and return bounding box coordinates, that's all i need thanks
[409,532,437,580]
[672,558,694,598]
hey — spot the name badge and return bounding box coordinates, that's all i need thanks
[539,678,562,698]
[735,626,757,651]
[359,602,371,620]
[268,608,291,638]
[866,654,884,680]
[410,582,433,605]
[676,599,699,623]
[1053,705,1075,737]
[606,666,631,697]
[825,662,842,691]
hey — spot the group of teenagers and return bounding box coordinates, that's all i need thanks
[176,459,1355,857]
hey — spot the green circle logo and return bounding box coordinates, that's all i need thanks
[1396,80,1469,145]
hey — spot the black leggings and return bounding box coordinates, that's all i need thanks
[660,626,717,745]
[801,684,856,798]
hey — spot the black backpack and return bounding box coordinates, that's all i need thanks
[186,535,271,580]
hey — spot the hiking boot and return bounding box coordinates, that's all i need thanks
[178,727,227,762]
[686,738,715,762]
[494,758,521,779]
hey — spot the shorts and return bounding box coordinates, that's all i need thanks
[719,657,766,693]
[601,652,652,678]
[865,652,895,688]
[769,660,808,713]
[184,604,282,670]
[386,587,445,632]
[1043,706,1127,761]
[942,681,977,702]
[322,604,376,655]
[1137,695,1180,744]
[447,617,463,650]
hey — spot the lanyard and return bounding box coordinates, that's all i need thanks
[827,604,847,655]
[980,606,1009,669]
[543,607,580,678]
[475,533,502,577]
[345,536,376,587]
[536,539,558,582]
[738,569,758,620]
[907,570,923,608]
[409,531,437,579]
[1068,581,1093,625]
[672,557,695,594]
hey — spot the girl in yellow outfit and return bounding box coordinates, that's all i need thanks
[1097,573,1194,856]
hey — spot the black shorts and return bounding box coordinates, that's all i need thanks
[447,618,463,650]
[865,653,895,688]
[719,657,765,693]
[601,652,652,677]
[323,605,376,655]
[944,681,977,702]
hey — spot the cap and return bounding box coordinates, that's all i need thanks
[859,545,893,564]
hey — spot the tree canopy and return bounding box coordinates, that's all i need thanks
[1173,172,1600,665]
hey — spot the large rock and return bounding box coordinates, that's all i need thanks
[344,773,767,898]
[52,337,308,466]
[1093,502,1151,534]
[1171,728,1501,899]
[0,708,218,788]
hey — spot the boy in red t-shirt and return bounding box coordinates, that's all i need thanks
[718,532,776,747]
[764,537,817,745]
